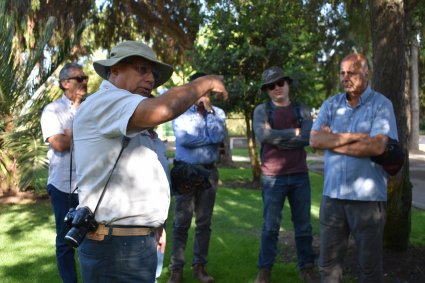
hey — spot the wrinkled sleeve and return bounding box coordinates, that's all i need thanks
[253,103,304,148]
[370,98,398,140]
[40,105,63,143]
[173,107,226,148]
[312,99,330,132]
[277,103,312,150]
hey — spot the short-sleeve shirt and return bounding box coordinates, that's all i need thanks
[73,81,170,227]
[40,94,77,194]
[312,87,398,201]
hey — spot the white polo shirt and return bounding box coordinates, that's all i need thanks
[40,94,77,194]
[73,81,170,227]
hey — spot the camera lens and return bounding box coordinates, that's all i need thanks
[64,226,89,248]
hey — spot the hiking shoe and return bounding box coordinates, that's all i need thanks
[167,268,183,283]
[192,264,214,283]
[254,268,271,283]
[299,263,319,283]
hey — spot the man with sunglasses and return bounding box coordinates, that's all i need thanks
[72,41,228,282]
[253,66,316,283]
[40,62,88,283]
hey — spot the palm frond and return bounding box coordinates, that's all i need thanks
[0,0,88,192]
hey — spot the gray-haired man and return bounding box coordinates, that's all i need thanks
[72,41,228,282]
[40,62,88,283]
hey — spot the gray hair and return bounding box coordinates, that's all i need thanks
[59,63,83,90]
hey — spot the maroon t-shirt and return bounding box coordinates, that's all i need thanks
[261,105,308,176]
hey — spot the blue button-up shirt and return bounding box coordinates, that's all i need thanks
[312,87,398,201]
[172,105,226,164]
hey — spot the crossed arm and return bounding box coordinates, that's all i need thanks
[47,128,72,152]
[309,125,388,157]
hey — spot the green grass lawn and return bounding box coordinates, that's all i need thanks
[1,164,424,283]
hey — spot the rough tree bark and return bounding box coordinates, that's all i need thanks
[409,37,420,151]
[218,128,233,166]
[369,0,412,251]
[244,111,261,183]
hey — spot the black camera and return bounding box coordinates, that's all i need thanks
[64,206,98,248]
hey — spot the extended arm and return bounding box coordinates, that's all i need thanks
[128,75,227,132]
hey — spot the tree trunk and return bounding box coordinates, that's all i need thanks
[218,127,233,165]
[369,0,412,251]
[244,111,261,183]
[409,38,420,151]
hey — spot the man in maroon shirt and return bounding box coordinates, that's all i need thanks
[252,66,316,283]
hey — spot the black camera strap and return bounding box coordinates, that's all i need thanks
[68,139,79,208]
[93,136,131,216]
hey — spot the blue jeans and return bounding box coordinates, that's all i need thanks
[169,166,218,270]
[47,184,79,283]
[258,173,315,270]
[78,232,157,282]
[319,197,386,283]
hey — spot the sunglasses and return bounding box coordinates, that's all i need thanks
[264,79,287,91]
[66,76,89,83]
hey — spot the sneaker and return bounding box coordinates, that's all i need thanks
[254,268,271,283]
[167,269,183,283]
[299,263,319,283]
[192,264,214,283]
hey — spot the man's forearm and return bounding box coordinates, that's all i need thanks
[310,130,369,150]
[331,135,387,157]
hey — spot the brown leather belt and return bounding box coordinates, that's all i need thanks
[86,224,154,241]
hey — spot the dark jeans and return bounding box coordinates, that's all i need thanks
[319,196,386,283]
[47,184,79,283]
[169,166,218,270]
[78,233,157,283]
[258,173,315,270]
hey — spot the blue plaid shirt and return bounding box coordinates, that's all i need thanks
[312,87,398,201]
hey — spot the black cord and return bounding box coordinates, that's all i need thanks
[68,140,74,208]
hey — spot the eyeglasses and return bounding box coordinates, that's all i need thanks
[66,76,89,83]
[265,79,286,91]
[121,61,160,81]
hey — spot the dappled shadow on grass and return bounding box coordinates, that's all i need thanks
[278,231,425,283]
[0,200,66,282]
[1,252,59,283]
[1,201,53,239]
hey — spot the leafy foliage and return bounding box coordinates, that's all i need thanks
[90,0,205,66]
[0,0,87,192]
[190,0,325,180]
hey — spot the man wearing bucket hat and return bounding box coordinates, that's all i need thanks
[253,66,316,283]
[72,41,228,282]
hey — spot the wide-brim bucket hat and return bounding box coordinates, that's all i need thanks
[260,66,293,90]
[93,41,174,88]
